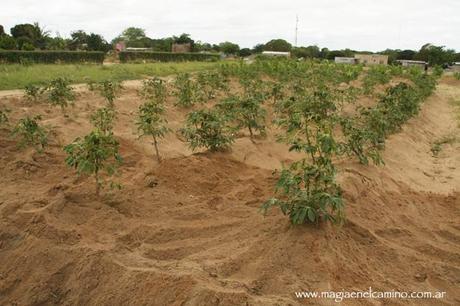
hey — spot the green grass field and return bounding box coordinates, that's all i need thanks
[0,62,222,90]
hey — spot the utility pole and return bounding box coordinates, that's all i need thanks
[295,15,299,47]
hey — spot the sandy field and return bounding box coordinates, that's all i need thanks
[0,77,459,305]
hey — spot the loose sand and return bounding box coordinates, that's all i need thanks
[0,77,459,305]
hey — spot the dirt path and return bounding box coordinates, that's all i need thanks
[0,78,459,305]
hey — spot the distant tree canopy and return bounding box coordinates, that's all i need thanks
[0,22,459,65]
[292,45,320,58]
[219,41,240,55]
[415,44,456,66]
[68,30,110,52]
[238,48,252,57]
[263,39,292,52]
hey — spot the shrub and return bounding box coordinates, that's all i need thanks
[119,51,220,63]
[180,109,234,151]
[64,130,122,195]
[136,100,170,162]
[11,115,48,152]
[0,50,105,64]
[47,77,76,112]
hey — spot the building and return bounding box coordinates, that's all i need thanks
[261,51,291,58]
[396,60,427,69]
[354,54,388,65]
[335,57,357,64]
[172,43,192,53]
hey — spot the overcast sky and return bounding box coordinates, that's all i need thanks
[2,0,458,51]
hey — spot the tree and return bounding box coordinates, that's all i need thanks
[238,48,252,57]
[0,25,4,35]
[194,41,212,52]
[113,27,147,47]
[68,30,88,50]
[64,130,122,196]
[219,41,240,55]
[415,44,455,66]
[252,43,265,54]
[398,49,416,60]
[264,39,292,52]
[173,33,194,49]
[10,23,48,49]
[292,45,320,58]
[0,35,16,50]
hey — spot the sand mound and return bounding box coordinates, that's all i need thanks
[0,80,459,305]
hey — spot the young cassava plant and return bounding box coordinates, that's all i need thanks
[64,129,122,196]
[136,100,170,162]
[94,80,122,107]
[47,77,75,112]
[11,115,48,152]
[180,108,234,151]
[24,84,46,102]
[90,107,116,134]
[139,77,167,104]
[217,95,266,139]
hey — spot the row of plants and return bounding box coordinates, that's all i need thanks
[0,50,105,64]
[119,51,220,63]
[2,60,441,224]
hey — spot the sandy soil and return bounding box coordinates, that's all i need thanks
[0,77,459,305]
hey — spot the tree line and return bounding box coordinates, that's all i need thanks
[0,24,459,66]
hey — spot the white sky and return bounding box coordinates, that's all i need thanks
[2,0,459,51]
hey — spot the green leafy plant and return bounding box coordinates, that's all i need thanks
[264,86,345,225]
[173,73,199,107]
[136,100,170,162]
[94,80,122,107]
[11,115,48,152]
[0,108,10,126]
[140,77,167,104]
[217,95,266,139]
[453,72,460,80]
[64,129,122,196]
[262,158,344,225]
[196,71,229,100]
[24,84,45,102]
[90,107,116,133]
[47,77,75,112]
[180,108,234,151]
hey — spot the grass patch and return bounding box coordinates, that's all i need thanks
[0,62,222,90]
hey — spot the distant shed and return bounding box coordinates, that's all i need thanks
[354,54,388,65]
[261,51,291,58]
[335,57,356,64]
[396,60,427,69]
